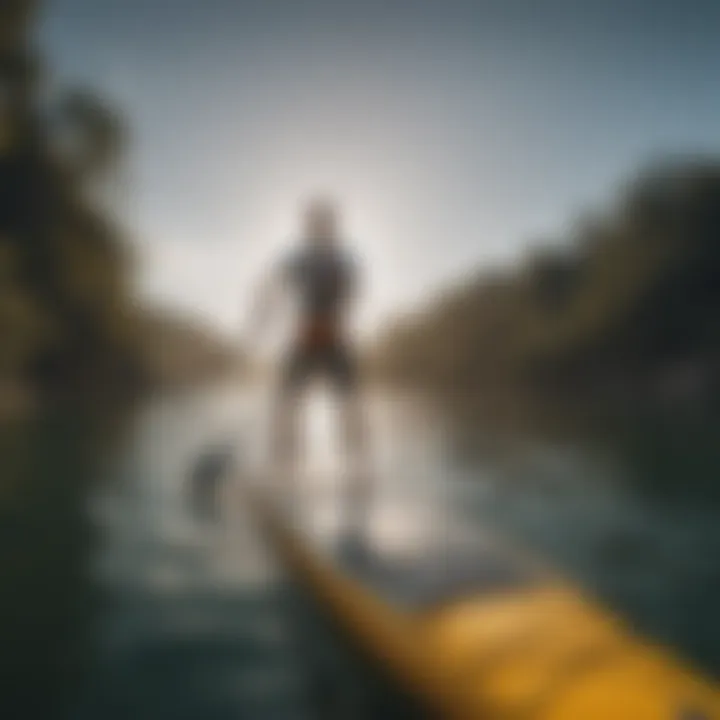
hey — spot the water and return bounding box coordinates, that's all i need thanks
[1,383,719,719]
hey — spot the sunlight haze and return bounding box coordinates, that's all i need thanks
[40,0,720,337]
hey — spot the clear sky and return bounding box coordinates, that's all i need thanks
[39,0,720,336]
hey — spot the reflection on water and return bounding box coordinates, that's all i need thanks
[451,440,720,674]
[1,383,718,719]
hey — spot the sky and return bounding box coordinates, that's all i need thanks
[39,0,720,337]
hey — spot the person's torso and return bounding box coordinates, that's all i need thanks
[285,244,354,347]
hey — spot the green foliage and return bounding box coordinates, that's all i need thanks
[0,1,240,408]
[373,160,720,416]
[0,0,147,403]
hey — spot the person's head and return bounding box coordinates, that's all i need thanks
[302,197,340,245]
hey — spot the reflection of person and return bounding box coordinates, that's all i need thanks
[248,198,369,530]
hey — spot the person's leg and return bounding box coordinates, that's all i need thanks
[339,390,367,474]
[271,349,307,511]
[328,346,372,538]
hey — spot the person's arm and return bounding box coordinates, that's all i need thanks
[338,253,360,324]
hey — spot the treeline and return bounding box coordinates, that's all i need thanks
[135,308,243,390]
[372,159,720,420]
[0,1,238,413]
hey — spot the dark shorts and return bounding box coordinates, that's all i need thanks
[281,342,358,394]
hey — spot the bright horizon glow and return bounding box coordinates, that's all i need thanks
[134,159,416,339]
[42,1,720,340]
[133,114,496,340]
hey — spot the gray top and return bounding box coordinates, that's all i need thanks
[282,243,358,318]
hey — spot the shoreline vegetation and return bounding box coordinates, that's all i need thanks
[369,159,720,498]
[0,1,241,420]
[0,7,242,710]
[371,159,720,430]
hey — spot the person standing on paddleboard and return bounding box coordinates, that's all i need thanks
[248,198,370,533]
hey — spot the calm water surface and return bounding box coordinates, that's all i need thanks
[2,382,718,719]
